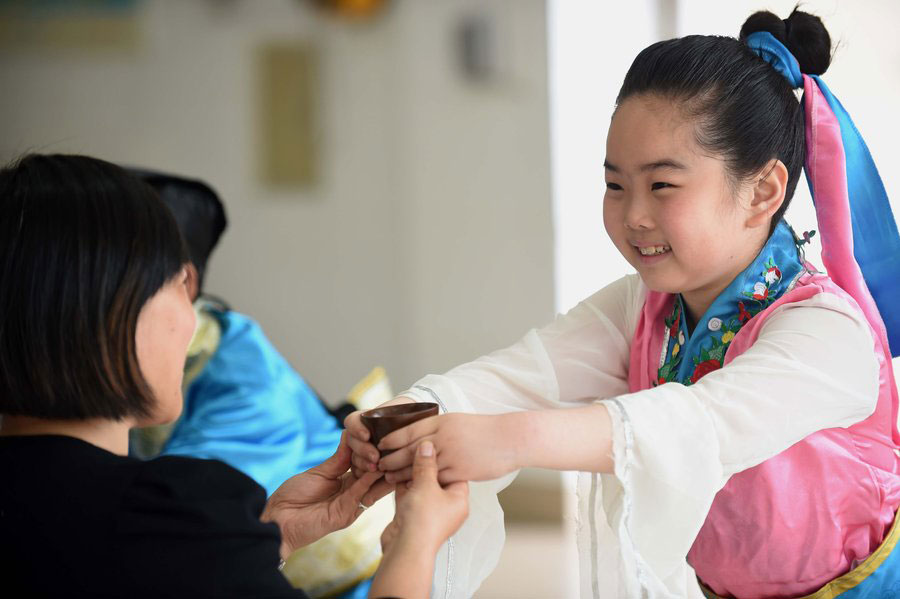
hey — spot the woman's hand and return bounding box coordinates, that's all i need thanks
[261,432,392,560]
[377,412,523,485]
[344,396,414,477]
[369,440,469,598]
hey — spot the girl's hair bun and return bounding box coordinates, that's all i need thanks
[739,7,832,75]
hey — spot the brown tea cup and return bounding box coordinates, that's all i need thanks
[359,402,439,456]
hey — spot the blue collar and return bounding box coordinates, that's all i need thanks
[656,220,806,386]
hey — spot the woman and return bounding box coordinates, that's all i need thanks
[0,153,466,598]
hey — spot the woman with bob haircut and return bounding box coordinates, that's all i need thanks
[0,154,467,598]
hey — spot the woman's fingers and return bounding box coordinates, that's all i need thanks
[338,470,383,521]
[311,432,351,478]
[351,449,378,474]
[361,477,395,507]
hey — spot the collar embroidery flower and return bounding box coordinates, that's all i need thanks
[750,282,769,300]
[738,301,752,324]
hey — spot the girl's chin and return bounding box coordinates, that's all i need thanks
[634,270,684,295]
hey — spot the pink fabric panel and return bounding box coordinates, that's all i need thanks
[627,289,673,393]
[803,74,900,446]
[686,274,900,597]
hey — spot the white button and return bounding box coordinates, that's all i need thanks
[708,317,722,331]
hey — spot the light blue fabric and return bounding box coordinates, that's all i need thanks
[746,31,900,356]
[162,310,342,497]
[745,31,802,88]
[835,537,900,597]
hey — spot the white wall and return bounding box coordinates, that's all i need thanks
[548,0,661,313]
[0,0,554,402]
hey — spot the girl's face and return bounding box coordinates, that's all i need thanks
[603,94,768,320]
[134,267,196,425]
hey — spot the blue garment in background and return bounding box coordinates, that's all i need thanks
[162,310,371,599]
[163,310,342,496]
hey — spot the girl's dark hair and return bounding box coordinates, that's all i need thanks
[0,154,188,420]
[616,8,832,232]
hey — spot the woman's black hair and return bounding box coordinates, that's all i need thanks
[0,154,188,420]
[616,7,832,233]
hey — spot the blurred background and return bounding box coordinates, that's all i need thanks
[2,0,899,596]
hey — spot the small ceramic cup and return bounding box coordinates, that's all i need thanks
[360,402,439,456]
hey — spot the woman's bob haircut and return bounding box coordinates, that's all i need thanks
[0,154,188,421]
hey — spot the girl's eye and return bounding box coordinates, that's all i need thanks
[651,182,672,191]
[606,182,623,191]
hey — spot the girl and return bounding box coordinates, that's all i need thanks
[347,9,900,598]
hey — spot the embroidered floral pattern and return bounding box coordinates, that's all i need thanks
[742,257,781,305]
[690,358,721,384]
[655,246,798,387]
[738,301,752,324]
[656,301,684,386]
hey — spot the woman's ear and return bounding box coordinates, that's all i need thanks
[746,159,788,228]
[185,263,200,302]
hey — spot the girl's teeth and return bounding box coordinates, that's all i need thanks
[638,245,670,256]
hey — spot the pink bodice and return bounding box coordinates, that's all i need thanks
[629,272,900,598]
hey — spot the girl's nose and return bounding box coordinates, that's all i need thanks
[623,195,653,230]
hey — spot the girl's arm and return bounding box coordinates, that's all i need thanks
[347,274,644,477]
[379,292,878,486]
[352,275,645,599]
[375,404,615,484]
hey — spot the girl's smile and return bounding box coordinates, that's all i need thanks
[631,241,672,264]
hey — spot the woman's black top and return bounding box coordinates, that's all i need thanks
[0,434,309,598]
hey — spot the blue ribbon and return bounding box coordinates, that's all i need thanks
[747,32,900,356]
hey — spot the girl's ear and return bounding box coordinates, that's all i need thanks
[746,159,788,228]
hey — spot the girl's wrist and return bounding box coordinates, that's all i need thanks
[499,411,534,472]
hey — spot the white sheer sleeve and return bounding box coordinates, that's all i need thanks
[584,291,880,598]
[399,274,647,599]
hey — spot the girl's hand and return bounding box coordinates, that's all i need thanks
[261,433,392,560]
[377,412,522,485]
[343,396,414,478]
[369,441,469,599]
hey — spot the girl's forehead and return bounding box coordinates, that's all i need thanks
[606,96,701,167]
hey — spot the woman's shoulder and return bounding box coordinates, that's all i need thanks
[125,453,269,514]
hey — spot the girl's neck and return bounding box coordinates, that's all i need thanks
[0,414,132,456]
[680,292,714,335]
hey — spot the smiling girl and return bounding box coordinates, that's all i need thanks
[347,8,900,598]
